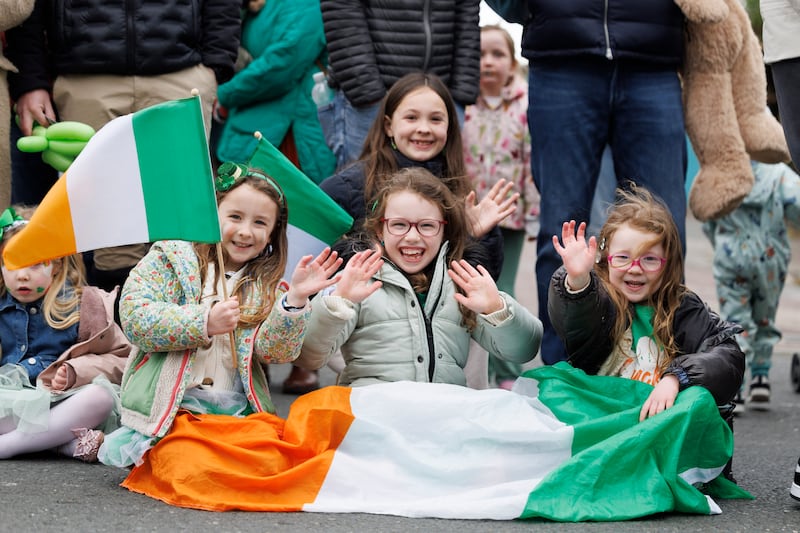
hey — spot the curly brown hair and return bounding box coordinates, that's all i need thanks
[595,185,686,368]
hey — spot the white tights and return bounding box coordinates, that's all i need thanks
[0,384,114,459]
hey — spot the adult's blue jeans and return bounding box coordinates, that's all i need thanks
[318,90,382,171]
[318,89,467,172]
[528,57,687,364]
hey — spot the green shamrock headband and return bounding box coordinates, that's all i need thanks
[215,162,284,203]
[0,207,27,240]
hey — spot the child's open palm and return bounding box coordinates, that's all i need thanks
[448,260,504,314]
[286,247,343,306]
[553,220,597,288]
[333,248,383,304]
[464,179,520,238]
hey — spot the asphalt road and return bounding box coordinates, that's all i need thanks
[1,355,799,533]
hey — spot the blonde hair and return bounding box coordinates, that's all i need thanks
[595,185,686,369]
[0,207,85,330]
[193,170,288,327]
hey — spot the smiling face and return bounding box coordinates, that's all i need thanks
[2,261,56,303]
[605,223,666,303]
[218,183,278,271]
[480,28,515,97]
[383,86,448,162]
[378,190,445,275]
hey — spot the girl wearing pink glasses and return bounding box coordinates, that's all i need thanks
[549,185,744,431]
[301,167,542,388]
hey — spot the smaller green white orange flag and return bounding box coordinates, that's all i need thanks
[3,96,220,270]
[245,135,353,276]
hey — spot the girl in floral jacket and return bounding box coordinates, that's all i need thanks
[462,25,539,388]
[99,163,342,467]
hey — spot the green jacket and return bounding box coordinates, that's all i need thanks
[215,0,335,183]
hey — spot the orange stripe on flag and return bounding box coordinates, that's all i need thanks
[2,175,77,270]
[121,386,355,511]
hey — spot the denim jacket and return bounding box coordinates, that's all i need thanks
[0,290,79,383]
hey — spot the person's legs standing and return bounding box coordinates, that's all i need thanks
[714,262,755,411]
[610,62,687,250]
[771,58,800,166]
[529,58,609,364]
[747,259,785,408]
[322,90,381,171]
[490,228,525,386]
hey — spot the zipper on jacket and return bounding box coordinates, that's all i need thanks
[422,0,432,70]
[603,0,613,59]
[423,291,442,382]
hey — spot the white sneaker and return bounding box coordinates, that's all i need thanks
[748,375,770,409]
[791,460,800,502]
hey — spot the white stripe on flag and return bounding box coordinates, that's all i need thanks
[285,225,329,278]
[67,116,150,251]
[305,381,574,519]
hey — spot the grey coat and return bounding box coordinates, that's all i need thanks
[300,244,542,387]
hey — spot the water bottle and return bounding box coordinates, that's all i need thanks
[311,71,334,108]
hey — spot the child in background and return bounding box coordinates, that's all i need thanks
[549,186,744,423]
[703,160,800,411]
[320,72,520,388]
[462,24,539,389]
[0,207,131,462]
[301,167,542,387]
[320,71,518,281]
[99,163,342,468]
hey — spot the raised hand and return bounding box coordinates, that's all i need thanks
[552,220,597,290]
[464,179,520,238]
[332,248,384,304]
[208,297,240,336]
[447,260,504,314]
[286,247,343,307]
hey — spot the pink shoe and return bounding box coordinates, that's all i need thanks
[71,428,104,463]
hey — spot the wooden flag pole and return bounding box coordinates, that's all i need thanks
[215,242,238,369]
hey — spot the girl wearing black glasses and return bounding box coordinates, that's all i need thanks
[301,167,542,388]
[548,185,744,428]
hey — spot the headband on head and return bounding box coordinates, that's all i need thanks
[215,162,284,202]
[0,207,27,240]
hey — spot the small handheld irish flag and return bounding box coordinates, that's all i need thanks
[245,135,353,277]
[3,96,220,270]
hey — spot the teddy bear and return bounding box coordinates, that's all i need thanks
[674,0,791,221]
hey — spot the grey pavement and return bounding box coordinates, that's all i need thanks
[2,215,799,532]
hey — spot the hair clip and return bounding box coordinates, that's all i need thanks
[215,162,284,202]
[0,207,26,240]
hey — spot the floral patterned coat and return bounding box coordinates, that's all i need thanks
[462,75,539,232]
[117,240,310,437]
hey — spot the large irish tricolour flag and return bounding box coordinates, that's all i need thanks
[3,96,219,270]
[121,363,750,521]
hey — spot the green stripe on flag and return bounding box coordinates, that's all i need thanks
[518,363,751,521]
[247,137,353,244]
[133,97,220,243]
